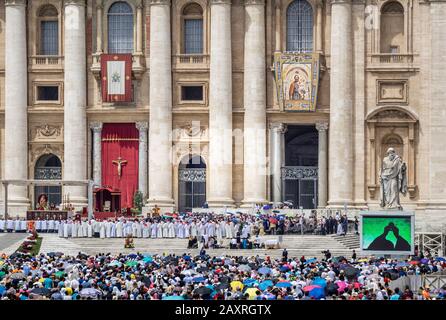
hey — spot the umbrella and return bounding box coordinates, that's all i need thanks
[258,267,272,275]
[55,271,65,278]
[332,256,346,263]
[0,271,5,279]
[304,258,317,265]
[309,287,325,299]
[280,266,290,272]
[357,258,368,263]
[238,265,251,272]
[181,269,197,276]
[409,260,419,265]
[194,286,212,296]
[312,277,327,288]
[245,287,260,299]
[436,257,446,262]
[10,272,25,280]
[163,295,185,300]
[275,281,292,288]
[197,266,209,273]
[336,281,347,293]
[108,261,122,267]
[230,281,244,291]
[396,262,410,268]
[80,288,101,298]
[215,283,230,291]
[344,266,359,278]
[193,276,206,283]
[303,285,321,292]
[143,256,153,263]
[51,292,63,300]
[420,258,429,264]
[327,283,339,295]
[243,278,259,286]
[30,287,51,296]
[259,280,274,291]
[125,260,138,267]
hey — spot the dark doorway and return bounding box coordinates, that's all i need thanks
[34,154,62,208]
[178,155,206,213]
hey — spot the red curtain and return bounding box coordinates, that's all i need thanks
[101,123,139,208]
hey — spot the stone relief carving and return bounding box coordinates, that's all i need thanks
[31,124,63,141]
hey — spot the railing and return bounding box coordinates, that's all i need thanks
[29,55,64,68]
[174,54,209,68]
[370,53,414,64]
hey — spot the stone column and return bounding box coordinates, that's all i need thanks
[64,0,87,207]
[274,1,281,52]
[4,0,29,211]
[270,123,286,204]
[147,0,174,208]
[136,4,143,54]
[90,122,103,187]
[316,1,323,52]
[242,0,267,206]
[136,122,148,199]
[95,3,103,53]
[316,122,328,208]
[207,0,234,207]
[328,0,353,208]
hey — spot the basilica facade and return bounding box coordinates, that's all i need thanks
[0,0,445,231]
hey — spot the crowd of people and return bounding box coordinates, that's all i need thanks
[0,249,444,300]
[0,211,353,239]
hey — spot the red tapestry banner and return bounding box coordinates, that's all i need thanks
[101,54,133,102]
[101,123,139,208]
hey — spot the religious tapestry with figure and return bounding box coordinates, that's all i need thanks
[101,123,139,208]
[273,52,320,112]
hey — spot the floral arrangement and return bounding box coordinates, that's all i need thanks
[124,235,135,249]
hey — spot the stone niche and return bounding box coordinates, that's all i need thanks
[366,106,418,200]
[377,80,408,105]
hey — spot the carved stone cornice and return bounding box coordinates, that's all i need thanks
[149,0,171,5]
[244,0,265,6]
[31,124,63,142]
[330,0,352,4]
[5,0,26,7]
[64,0,86,7]
[210,0,232,5]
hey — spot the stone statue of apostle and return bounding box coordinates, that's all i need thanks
[380,148,408,210]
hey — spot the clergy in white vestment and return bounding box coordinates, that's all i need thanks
[219,221,226,238]
[184,223,190,238]
[93,220,100,237]
[55,219,61,235]
[106,220,112,238]
[63,220,71,238]
[14,219,21,233]
[168,221,175,238]
[190,222,197,237]
[0,219,4,232]
[151,222,158,238]
[72,221,78,238]
[207,222,216,237]
[41,219,48,233]
[131,221,138,238]
[116,220,123,238]
[100,221,106,238]
[124,221,132,236]
[58,221,64,237]
[48,219,55,233]
[241,224,250,239]
[162,222,169,238]
[225,222,232,239]
[177,223,185,238]
[111,221,117,237]
[157,222,163,238]
[136,221,143,238]
[216,223,224,242]
[87,221,93,238]
[142,222,149,238]
[35,219,42,232]
[81,220,88,237]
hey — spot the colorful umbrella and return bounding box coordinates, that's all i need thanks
[435,257,446,262]
[245,287,260,299]
[193,276,206,283]
[275,281,292,288]
[163,295,185,300]
[243,278,259,287]
[303,285,322,292]
[125,260,138,267]
[258,267,272,275]
[143,256,153,263]
[230,281,244,291]
[259,280,274,291]
[312,277,327,288]
[304,258,317,265]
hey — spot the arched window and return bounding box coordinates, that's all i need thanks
[108,1,134,54]
[182,3,204,54]
[286,0,313,52]
[34,154,62,207]
[380,1,404,53]
[38,5,59,55]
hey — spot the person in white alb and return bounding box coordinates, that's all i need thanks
[0,218,5,232]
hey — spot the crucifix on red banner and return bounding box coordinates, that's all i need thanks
[101,54,133,102]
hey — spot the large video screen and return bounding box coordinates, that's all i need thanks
[360,212,415,256]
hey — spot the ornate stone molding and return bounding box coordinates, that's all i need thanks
[210,0,232,5]
[89,122,103,132]
[331,0,352,4]
[64,0,86,7]
[178,168,206,182]
[244,0,265,6]
[149,0,171,5]
[281,166,318,180]
[316,122,329,132]
[31,144,64,163]
[31,124,63,142]
[5,0,26,6]
[136,121,149,132]
[269,122,287,134]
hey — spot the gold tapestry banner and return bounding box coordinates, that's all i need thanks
[274,52,320,112]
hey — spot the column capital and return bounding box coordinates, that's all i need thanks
[149,0,171,5]
[5,0,26,6]
[244,0,265,6]
[269,122,287,133]
[210,0,232,5]
[89,121,103,132]
[316,122,329,132]
[96,3,104,10]
[136,121,149,132]
[64,0,86,7]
